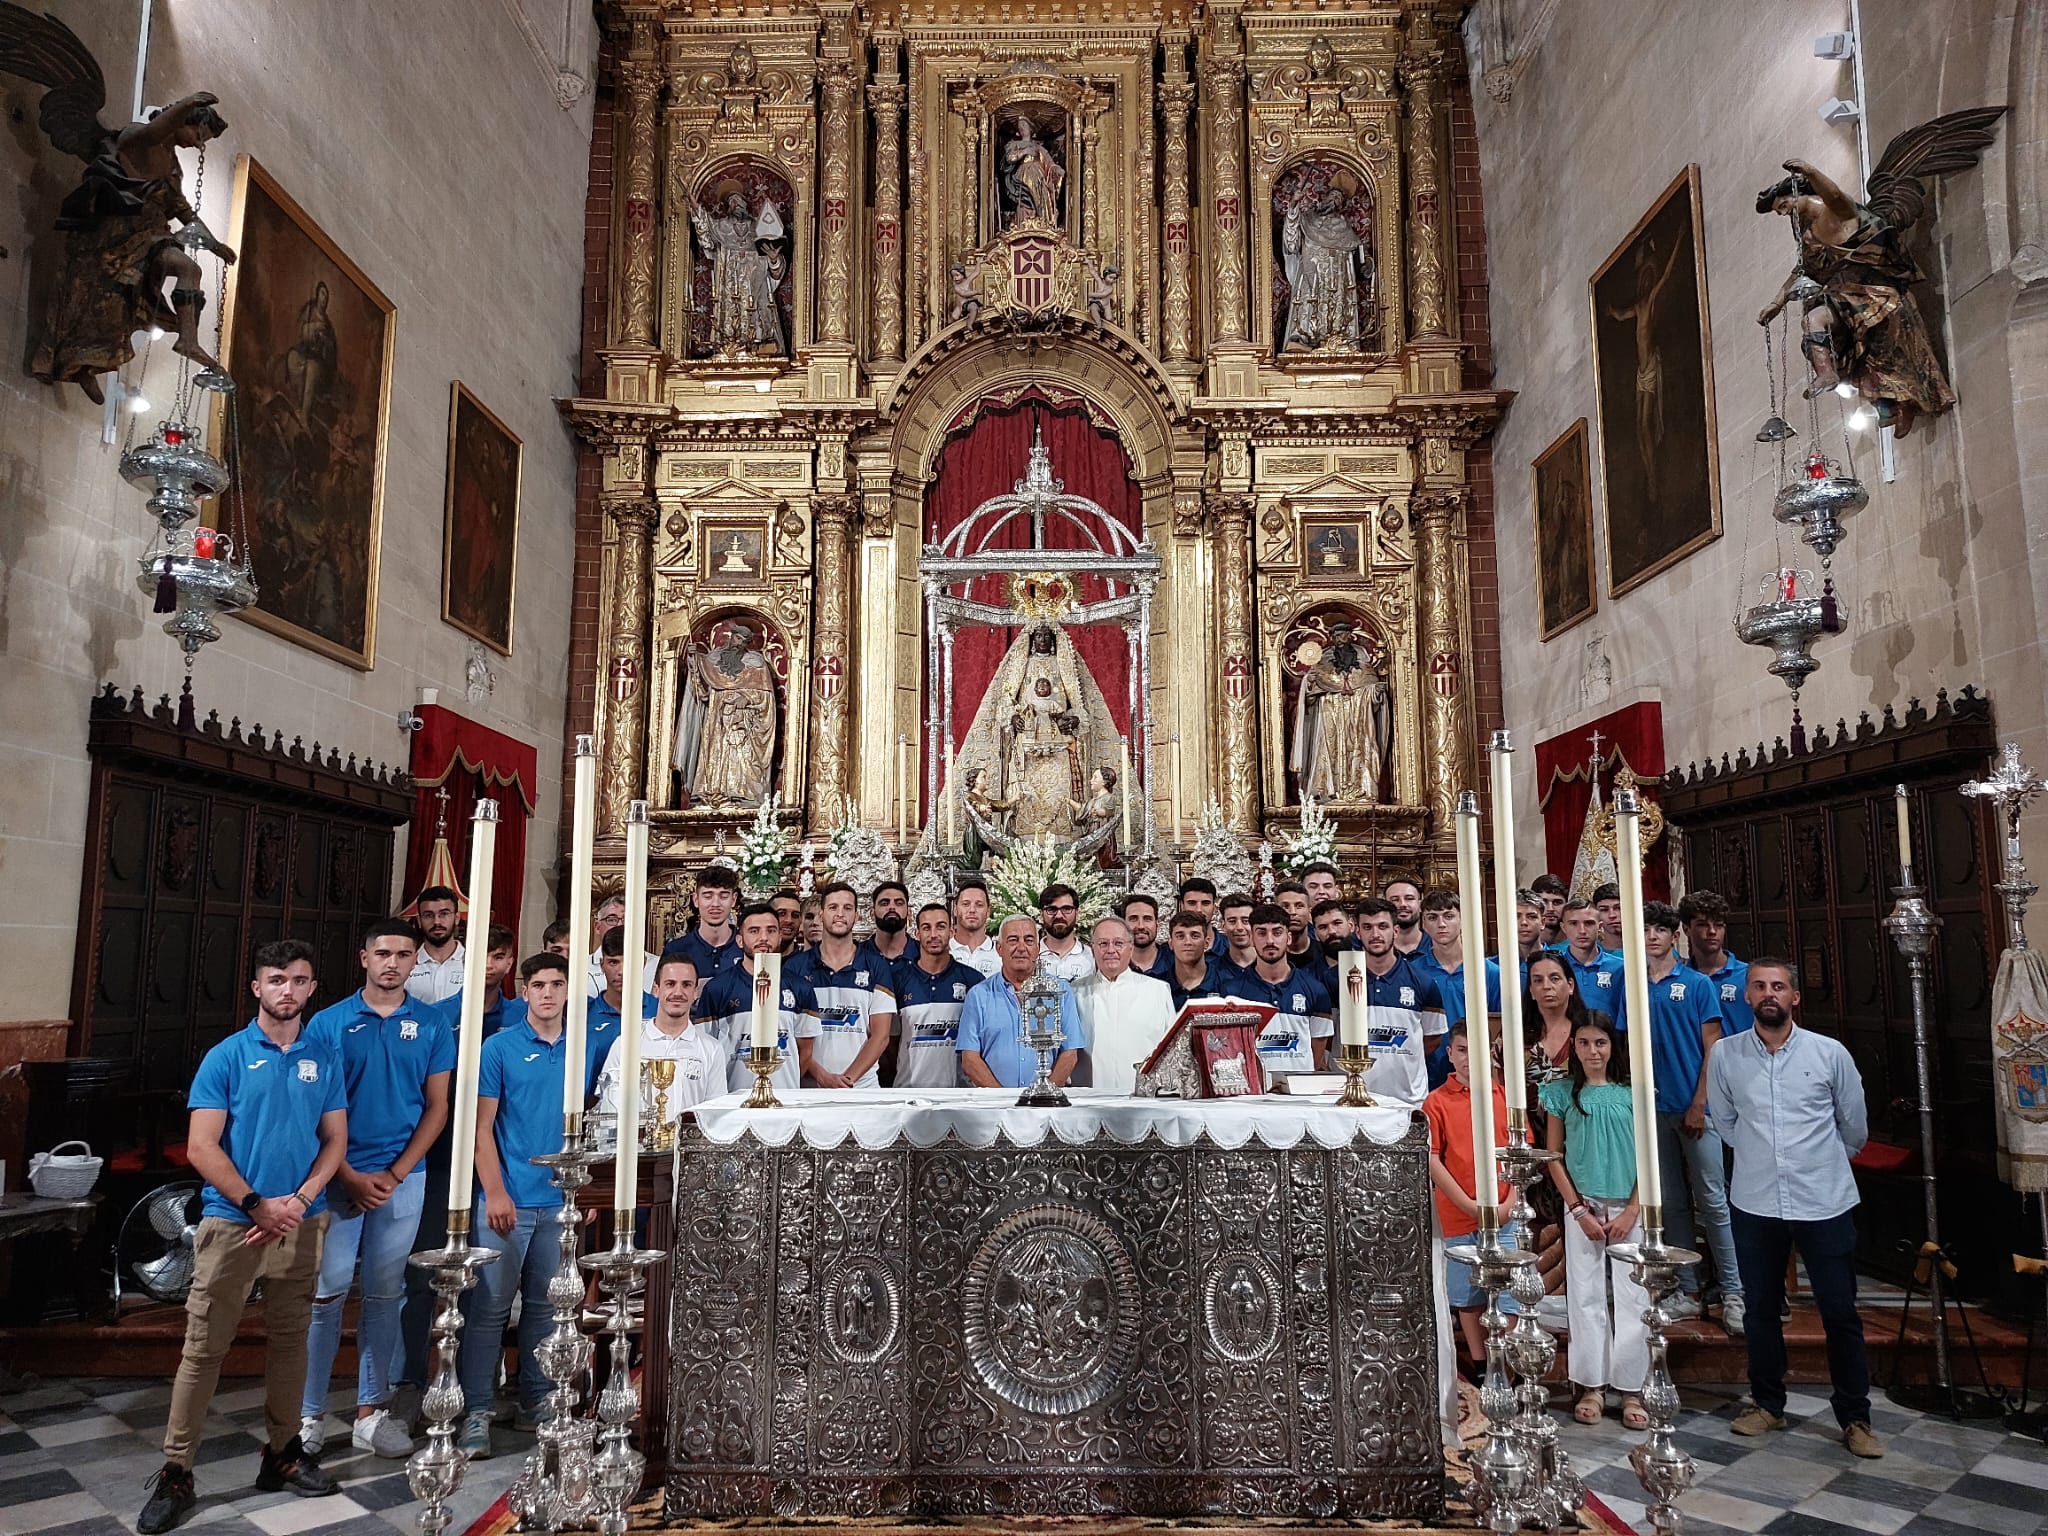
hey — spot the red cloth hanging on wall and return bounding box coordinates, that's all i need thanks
[404,704,538,944]
[1533,702,1670,901]
[923,392,1144,795]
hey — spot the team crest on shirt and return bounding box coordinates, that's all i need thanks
[953,983,967,1001]
[1400,987,1415,1006]
[855,970,870,986]
[400,1020,419,1041]
[1596,973,1613,988]
[1291,993,1306,1013]
[1721,983,1737,1002]
[781,989,795,1008]
[296,1059,319,1083]
[1669,982,1687,1000]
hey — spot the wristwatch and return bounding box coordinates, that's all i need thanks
[238,1190,263,1214]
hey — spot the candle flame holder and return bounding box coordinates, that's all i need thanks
[1334,1039,1376,1106]
[1610,1231,1702,1536]
[405,1223,498,1536]
[506,1133,601,1531]
[743,1043,783,1108]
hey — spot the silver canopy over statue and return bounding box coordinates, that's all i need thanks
[674,622,778,807]
[1291,622,1392,804]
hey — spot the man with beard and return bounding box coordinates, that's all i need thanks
[1710,960,1879,1459]
[1275,880,1316,972]
[1119,893,1172,978]
[1311,898,1360,1003]
[1224,903,1334,1077]
[770,889,803,955]
[405,886,465,1006]
[788,882,896,1088]
[1384,877,1429,960]
[949,880,1000,976]
[139,940,346,1533]
[1035,883,1095,984]
[869,881,912,963]
[1348,897,1443,1109]
[1531,873,1569,948]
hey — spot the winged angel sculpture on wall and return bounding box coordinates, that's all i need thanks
[1757,106,2004,438]
[0,0,236,402]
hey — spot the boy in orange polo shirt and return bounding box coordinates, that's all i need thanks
[1424,1022,1514,1367]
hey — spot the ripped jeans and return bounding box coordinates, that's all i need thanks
[301,1167,427,1418]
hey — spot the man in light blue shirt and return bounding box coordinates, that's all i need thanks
[957,917,1086,1089]
[1708,958,1878,1459]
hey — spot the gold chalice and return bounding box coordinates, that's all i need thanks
[645,1058,678,1150]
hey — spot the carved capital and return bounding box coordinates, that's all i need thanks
[1171,489,1207,539]
[605,496,661,537]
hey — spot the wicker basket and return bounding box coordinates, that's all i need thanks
[28,1140,103,1200]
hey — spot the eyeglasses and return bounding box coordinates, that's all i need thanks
[1042,903,1077,915]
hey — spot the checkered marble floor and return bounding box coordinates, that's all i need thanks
[0,1374,2042,1535]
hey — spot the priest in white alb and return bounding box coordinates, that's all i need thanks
[1071,916,1175,1094]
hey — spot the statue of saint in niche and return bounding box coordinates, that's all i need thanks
[1279,172,1375,353]
[674,621,779,807]
[998,118,1065,227]
[1291,621,1392,804]
[689,184,788,357]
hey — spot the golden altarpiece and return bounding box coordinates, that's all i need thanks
[566,0,1503,914]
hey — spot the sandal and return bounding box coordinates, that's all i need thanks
[1621,1393,1649,1430]
[1573,1388,1604,1424]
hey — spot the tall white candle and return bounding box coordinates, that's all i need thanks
[944,765,957,848]
[447,801,500,1218]
[614,801,649,1206]
[1895,784,1913,878]
[1454,792,1499,1220]
[563,736,597,1118]
[1170,734,1184,844]
[750,949,781,1051]
[1488,732,1526,1113]
[1337,950,1367,1047]
[897,735,910,845]
[1120,735,1133,847]
[1614,787,1662,1222]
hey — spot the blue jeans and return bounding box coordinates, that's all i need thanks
[1731,1206,1870,1427]
[302,1167,427,1418]
[1656,1111,1742,1300]
[457,1203,566,1415]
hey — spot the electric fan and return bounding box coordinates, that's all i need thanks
[112,1179,201,1310]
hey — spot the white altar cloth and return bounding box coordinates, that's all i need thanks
[690,1085,1418,1151]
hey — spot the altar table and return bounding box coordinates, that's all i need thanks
[662,1089,1444,1522]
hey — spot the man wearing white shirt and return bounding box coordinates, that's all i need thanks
[1035,883,1095,984]
[949,881,1000,977]
[1070,917,1174,1095]
[585,893,659,998]
[594,955,727,1125]
[404,887,465,1006]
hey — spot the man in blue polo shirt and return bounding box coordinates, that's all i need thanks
[1120,893,1174,979]
[1560,899,1625,1020]
[1177,878,1233,960]
[695,904,819,1093]
[1166,911,1231,1010]
[662,862,744,983]
[1223,903,1334,1078]
[432,925,525,1041]
[958,917,1087,1088]
[1640,900,1743,1333]
[458,952,578,1459]
[1416,889,1500,1087]
[300,920,454,1461]
[1347,897,1447,1108]
[1680,889,1754,1036]
[789,882,896,1088]
[140,940,346,1534]
[587,927,658,1099]
[893,903,984,1088]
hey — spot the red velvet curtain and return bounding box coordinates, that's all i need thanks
[1533,702,1670,900]
[924,392,1144,791]
[405,705,537,944]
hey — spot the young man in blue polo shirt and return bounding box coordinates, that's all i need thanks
[458,952,578,1458]
[140,939,346,1534]
[432,925,525,1041]
[1177,877,1233,960]
[1347,897,1447,1109]
[1561,899,1625,1018]
[789,881,896,1088]
[1223,902,1334,1078]
[1680,889,1754,1036]
[1166,910,1230,1010]
[300,919,455,1460]
[588,927,658,1099]
[1119,893,1173,979]
[694,903,819,1092]
[893,903,985,1088]
[1417,889,1500,1087]
[663,862,744,983]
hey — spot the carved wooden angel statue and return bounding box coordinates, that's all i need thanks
[0,1,236,402]
[1757,106,2004,438]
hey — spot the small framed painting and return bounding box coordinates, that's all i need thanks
[1532,419,1597,641]
[441,383,521,655]
[700,522,767,585]
[1300,520,1365,582]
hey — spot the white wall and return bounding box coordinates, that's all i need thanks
[1470,0,2047,877]
[0,0,597,1021]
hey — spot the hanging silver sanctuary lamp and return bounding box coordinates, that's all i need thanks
[1773,446,1868,569]
[1735,564,1842,750]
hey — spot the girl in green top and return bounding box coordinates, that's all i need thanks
[1541,1012,1651,1429]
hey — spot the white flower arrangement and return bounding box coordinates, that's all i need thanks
[734,793,793,897]
[1279,793,1339,873]
[985,834,1114,932]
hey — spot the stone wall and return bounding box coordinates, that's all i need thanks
[1470,0,2047,875]
[0,0,596,1023]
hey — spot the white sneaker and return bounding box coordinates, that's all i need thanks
[1722,1294,1747,1337]
[299,1415,326,1456]
[1664,1294,1702,1320]
[353,1407,415,1458]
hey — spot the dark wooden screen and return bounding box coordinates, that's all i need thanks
[1662,688,2024,1303]
[72,684,413,1093]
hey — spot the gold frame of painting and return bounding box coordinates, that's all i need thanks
[440,381,523,656]
[1531,418,1598,641]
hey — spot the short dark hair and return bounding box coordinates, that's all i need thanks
[736,901,780,929]
[915,902,951,924]
[873,880,909,904]
[1178,877,1218,900]
[1677,890,1730,924]
[1219,891,1256,915]
[542,919,571,945]
[815,880,856,904]
[600,927,626,957]
[1516,888,1543,911]
[1591,882,1620,905]
[771,887,801,906]
[1530,873,1568,898]
[953,877,989,896]
[1444,1019,1469,1044]
[1169,910,1213,934]
[520,951,570,983]
[655,952,700,983]
[695,864,741,892]
[1747,955,1801,988]
[362,917,421,949]
[1118,893,1159,918]
[1274,879,1307,899]
[486,924,517,954]
[1310,898,1349,922]
[1248,902,1290,929]
[1383,876,1422,898]
[252,937,316,977]
[1642,901,1681,933]
[1038,883,1079,909]
[1353,896,1395,920]
[1561,898,1594,917]
[1301,861,1341,882]
[415,885,460,909]
[1420,888,1458,915]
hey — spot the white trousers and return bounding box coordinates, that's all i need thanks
[1564,1195,1650,1392]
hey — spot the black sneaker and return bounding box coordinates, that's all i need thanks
[138,1464,196,1534]
[255,1436,339,1497]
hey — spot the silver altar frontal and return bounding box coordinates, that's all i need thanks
[663,1089,1442,1522]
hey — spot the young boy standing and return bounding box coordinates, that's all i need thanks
[1424,1024,1513,1368]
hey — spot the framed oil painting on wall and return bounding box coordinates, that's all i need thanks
[441,383,521,655]
[220,156,395,669]
[1532,419,1598,640]
[1588,164,1721,599]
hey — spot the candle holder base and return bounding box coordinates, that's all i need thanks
[506,1142,601,1532]
[1335,1040,1376,1106]
[1610,1238,1703,1536]
[579,1232,665,1536]
[404,1230,498,1536]
[743,1045,783,1108]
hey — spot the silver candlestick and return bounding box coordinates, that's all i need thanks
[506,1128,601,1529]
[404,1222,497,1536]
[1446,1220,1531,1536]
[1496,1120,1584,1529]
[579,1226,665,1535]
[1610,1230,1701,1536]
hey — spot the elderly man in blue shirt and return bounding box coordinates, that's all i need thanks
[1708,957,1879,1460]
[957,916,1086,1089]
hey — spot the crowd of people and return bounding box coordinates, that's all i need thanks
[138,862,1883,1534]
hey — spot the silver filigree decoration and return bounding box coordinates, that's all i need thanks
[960,1203,1140,1416]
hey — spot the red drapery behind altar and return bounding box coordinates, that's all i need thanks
[924,391,1143,790]
[1533,702,1670,901]
[405,704,538,945]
